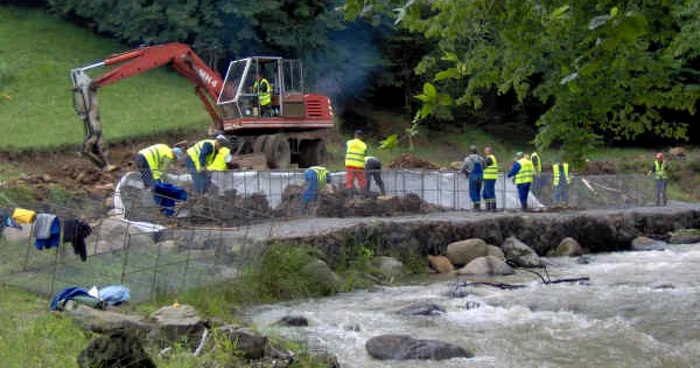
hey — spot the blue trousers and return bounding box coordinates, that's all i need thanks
[469,176,483,204]
[185,157,210,194]
[301,169,319,212]
[553,182,568,205]
[517,183,531,209]
[482,179,496,204]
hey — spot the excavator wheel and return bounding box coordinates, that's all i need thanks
[253,135,269,155]
[298,139,328,167]
[263,134,291,169]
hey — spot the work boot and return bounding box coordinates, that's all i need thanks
[473,203,481,212]
[490,202,497,212]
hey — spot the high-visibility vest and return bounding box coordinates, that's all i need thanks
[138,144,173,180]
[207,147,231,171]
[483,154,499,180]
[531,152,542,173]
[515,158,534,184]
[187,140,216,172]
[254,78,271,106]
[345,138,367,168]
[553,163,570,186]
[310,166,329,188]
[654,160,668,179]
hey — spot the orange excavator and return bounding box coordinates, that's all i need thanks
[71,42,334,171]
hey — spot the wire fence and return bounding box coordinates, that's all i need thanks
[0,168,660,303]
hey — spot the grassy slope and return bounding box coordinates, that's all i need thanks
[0,6,210,149]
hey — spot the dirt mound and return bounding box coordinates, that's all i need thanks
[274,184,443,218]
[580,160,617,175]
[388,153,440,169]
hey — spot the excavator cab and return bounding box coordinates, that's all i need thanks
[216,57,304,119]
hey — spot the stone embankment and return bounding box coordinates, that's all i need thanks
[221,203,700,264]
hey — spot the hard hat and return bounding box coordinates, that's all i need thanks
[354,129,365,137]
[515,151,524,158]
[656,152,664,160]
[469,145,477,153]
[171,147,183,160]
[215,134,231,147]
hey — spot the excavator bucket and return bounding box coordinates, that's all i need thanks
[71,69,117,172]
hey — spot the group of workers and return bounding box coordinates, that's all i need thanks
[135,135,232,194]
[461,147,572,211]
[135,130,672,214]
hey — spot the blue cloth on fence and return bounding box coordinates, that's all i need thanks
[49,286,91,311]
[34,215,61,250]
[153,182,188,216]
[98,285,131,306]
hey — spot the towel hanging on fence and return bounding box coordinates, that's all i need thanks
[63,219,92,261]
[34,214,60,250]
[12,208,36,224]
[153,182,188,216]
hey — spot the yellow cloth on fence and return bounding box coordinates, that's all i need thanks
[12,208,36,224]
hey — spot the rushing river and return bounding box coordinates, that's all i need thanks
[250,243,700,368]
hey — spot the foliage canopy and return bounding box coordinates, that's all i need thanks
[346,0,700,164]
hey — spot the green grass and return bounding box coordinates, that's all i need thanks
[0,6,210,150]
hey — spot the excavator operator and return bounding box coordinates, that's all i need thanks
[253,73,272,117]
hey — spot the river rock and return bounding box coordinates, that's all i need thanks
[277,315,309,327]
[486,245,505,260]
[1,225,31,242]
[501,236,542,267]
[548,237,583,257]
[446,238,488,267]
[77,331,156,368]
[631,236,666,251]
[668,229,700,244]
[365,334,473,360]
[397,303,446,316]
[67,304,152,335]
[428,255,454,274]
[375,256,404,279]
[149,304,206,349]
[301,259,341,295]
[457,256,514,276]
[215,325,267,359]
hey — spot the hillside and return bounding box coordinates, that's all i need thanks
[0,6,210,150]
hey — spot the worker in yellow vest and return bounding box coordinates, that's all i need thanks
[552,158,570,206]
[530,151,543,196]
[185,135,230,194]
[481,145,499,212]
[345,130,368,191]
[207,147,232,171]
[507,152,534,210]
[302,166,331,214]
[135,144,183,188]
[647,152,669,206]
[254,73,271,117]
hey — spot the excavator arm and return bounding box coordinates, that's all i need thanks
[70,43,225,170]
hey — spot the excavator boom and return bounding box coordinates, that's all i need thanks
[70,43,224,170]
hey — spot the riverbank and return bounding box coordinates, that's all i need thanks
[214,202,700,264]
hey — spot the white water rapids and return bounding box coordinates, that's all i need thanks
[250,243,700,368]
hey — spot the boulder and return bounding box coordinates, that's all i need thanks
[446,238,488,267]
[67,304,152,335]
[77,331,156,368]
[1,225,31,243]
[428,255,454,274]
[631,236,666,251]
[450,161,463,171]
[397,303,446,316]
[457,256,514,276]
[446,280,470,298]
[501,237,542,267]
[548,237,583,257]
[215,326,267,360]
[668,229,700,244]
[365,334,473,360]
[374,256,404,279]
[150,304,206,349]
[277,315,309,327]
[300,259,341,295]
[486,245,505,260]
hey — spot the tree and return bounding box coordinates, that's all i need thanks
[345,0,700,165]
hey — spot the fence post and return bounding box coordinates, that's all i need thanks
[150,233,164,301]
[180,228,195,292]
[119,223,132,284]
[49,222,64,297]
[23,222,35,272]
